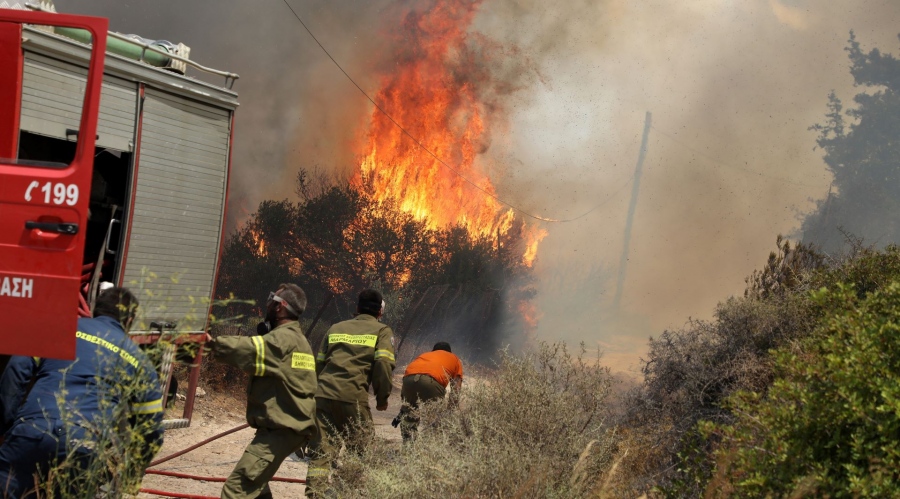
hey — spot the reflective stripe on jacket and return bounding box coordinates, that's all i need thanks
[2,316,164,454]
[315,314,396,406]
[213,321,317,433]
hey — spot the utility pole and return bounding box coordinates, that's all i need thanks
[614,111,652,311]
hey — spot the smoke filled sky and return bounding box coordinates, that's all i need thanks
[61,0,900,373]
[484,0,900,372]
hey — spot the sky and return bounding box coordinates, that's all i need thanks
[57,0,900,374]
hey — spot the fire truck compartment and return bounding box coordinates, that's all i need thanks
[17,24,238,336]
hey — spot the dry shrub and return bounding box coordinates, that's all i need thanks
[329,342,619,498]
[614,296,818,496]
[613,242,900,496]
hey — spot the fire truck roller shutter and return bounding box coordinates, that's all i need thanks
[120,88,230,331]
[20,52,137,152]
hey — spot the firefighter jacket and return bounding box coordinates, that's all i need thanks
[213,321,317,434]
[315,314,396,407]
[0,316,164,459]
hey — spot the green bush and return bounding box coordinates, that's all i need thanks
[807,244,900,299]
[613,242,900,496]
[618,280,818,495]
[707,281,900,497]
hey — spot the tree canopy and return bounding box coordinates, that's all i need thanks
[802,33,900,251]
[214,169,536,359]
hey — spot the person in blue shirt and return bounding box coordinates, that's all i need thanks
[0,287,164,498]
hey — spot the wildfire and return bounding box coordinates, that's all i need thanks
[249,229,267,257]
[354,0,546,266]
[522,225,547,267]
[517,299,542,343]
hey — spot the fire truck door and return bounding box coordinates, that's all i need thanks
[0,10,108,360]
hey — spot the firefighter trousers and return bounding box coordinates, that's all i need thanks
[305,397,374,497]
[221,426,315,499]
[399,374,446,441]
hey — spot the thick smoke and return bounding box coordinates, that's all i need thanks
[471,0,900,373]
[62,0,900,373]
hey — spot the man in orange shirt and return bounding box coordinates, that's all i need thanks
[396,342,463,441]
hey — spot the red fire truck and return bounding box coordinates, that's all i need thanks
[0,5,238,428]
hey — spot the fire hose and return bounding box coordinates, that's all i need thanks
[138,490,219,499]
[145,469,307,484]
[148,423,249,467]
[139,423,307,498]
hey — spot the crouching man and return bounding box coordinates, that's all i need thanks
[212,283,318,499]
[398,342,463,441]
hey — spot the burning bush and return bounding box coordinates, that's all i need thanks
[216,0,548,364]
[215,169,539,365]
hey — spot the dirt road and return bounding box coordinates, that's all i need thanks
[138,386,403,498]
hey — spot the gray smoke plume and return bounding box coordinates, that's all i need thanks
[60,0,900,374]
[472,0,900,373]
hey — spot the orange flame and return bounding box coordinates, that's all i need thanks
[522,225,548,268]
[518,299,542,335]
[354,0,545,265]
[249,229,267,257]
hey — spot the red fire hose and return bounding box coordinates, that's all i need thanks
[145,469,306,484]
[140,423,306,498]
[149,423,249,467]
[138,489,218,499]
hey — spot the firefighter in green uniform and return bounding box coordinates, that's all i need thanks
[305,289,396,496]
[212,283,318,499]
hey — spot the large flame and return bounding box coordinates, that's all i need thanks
[249,229,267,257]
[355,0,545,265]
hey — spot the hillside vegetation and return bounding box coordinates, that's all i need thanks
[319,241,900,498]
[201,34,900,497]
[610,240,900,497]
[312,34,900,496]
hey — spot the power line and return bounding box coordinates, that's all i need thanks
[279,0,623,224]
[651,125,826,188]
[558,172,636,222]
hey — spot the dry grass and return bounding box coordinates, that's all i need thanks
[324,342,621,498]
